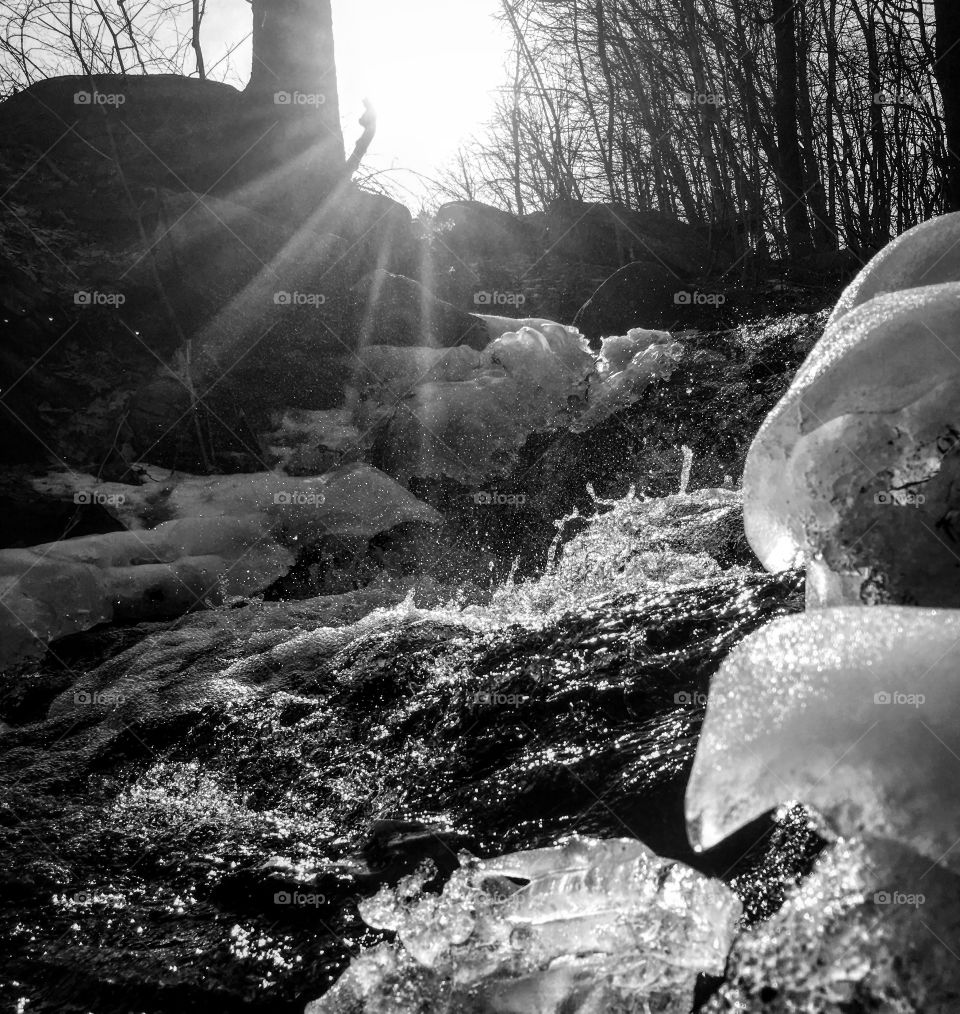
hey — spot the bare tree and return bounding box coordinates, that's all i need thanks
[934,0,960,209]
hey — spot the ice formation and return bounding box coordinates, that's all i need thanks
[310,835,741,1014]
[705,834,960,1013]
[355,322,683,483]
[2,465,441,670]
[742,281,960,606]
[685,606,960,871]
[34,463,439,538]
[828,210,960,326]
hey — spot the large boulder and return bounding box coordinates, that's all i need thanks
[0,75,244,219]
[0,75,416,470]
[348,270,491,350]
[433,200,538,261]
[573,260,688,338]
[543,200,716,276]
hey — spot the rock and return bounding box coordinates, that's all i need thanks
[0,569,811,1012]
[433,200,538,261]
[312,836,741,1014]
[0,471,125,549]
[0,75,244,217]
[2,465,442,670]
[574,260,689,338]
[348,269,491,350]
[320,190,417,279]
[544,200,716,276]
[828,212,960,326]
[743,282,960,606]
[685,606,960,871]
[351,344,484,397]
[0,75,414,470]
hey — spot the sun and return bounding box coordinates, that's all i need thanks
[201,0,508,201]
[331,0,509,195]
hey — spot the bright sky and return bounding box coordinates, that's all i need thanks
[202,0,512,207]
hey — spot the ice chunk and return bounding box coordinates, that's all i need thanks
[310,836,741,1013]
[355,322,683,484]
[828,211,960,326]
[473,314,577,342]
[598,327,675,376]
[34,463,440,539]
[742,282,960,606]
[685,607,960,871]
[2,465,442,670]
[705,835,960,1013]
[574,335,683,432]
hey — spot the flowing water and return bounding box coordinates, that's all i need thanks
[0,554,821,1012]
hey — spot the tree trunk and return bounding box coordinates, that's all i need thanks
[244,0,346,213]
[772,0,813,259]
[934,0,960,211]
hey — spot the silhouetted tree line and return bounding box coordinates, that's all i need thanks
[442,0,960,266]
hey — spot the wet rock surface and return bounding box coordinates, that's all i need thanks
[0,569,822,1013]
